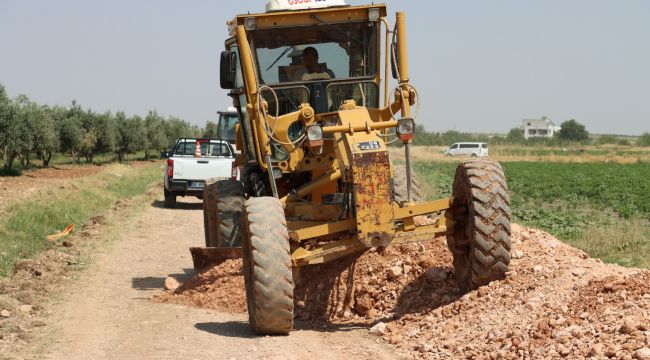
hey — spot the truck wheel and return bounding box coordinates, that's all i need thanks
[447,159,512,293]
[241,197,294,335]
[163,189,176,208]
[393,166,423,203]
[205,180,245,248]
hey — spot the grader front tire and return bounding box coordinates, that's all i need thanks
[447,159,512,293]
[241,197,294,335]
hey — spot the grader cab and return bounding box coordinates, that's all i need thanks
[195,0,512,335]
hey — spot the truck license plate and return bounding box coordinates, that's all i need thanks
[190,182,204,189]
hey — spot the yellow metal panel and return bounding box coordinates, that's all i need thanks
[287,219,356,242]
[285,203,341,221]
[393,197,453,219]
[391,225,448,245]
[291,237,365,266]
[335,109,395,247]
[236,5,388,30]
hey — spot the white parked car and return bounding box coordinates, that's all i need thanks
[161,138,237,208]
[444,142,489,157]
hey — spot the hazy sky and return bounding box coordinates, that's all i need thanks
[1,1,648,135]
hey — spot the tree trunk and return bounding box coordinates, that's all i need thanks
[4,152,17,170]
[43,150,51,167]
[117,151,124,163]
[24,152,31,168]
[70,150,79,163]
[145,150,150,160]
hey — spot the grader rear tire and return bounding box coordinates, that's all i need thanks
[447,159,512,293]
[241,197,294,335]
[393,166,423,203]
[212,180,245,248]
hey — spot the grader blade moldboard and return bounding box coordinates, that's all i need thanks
[190,247,242,271]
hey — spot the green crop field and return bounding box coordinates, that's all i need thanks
[413,160,650,268]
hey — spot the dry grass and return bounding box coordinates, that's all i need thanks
[390,145,650,164]
[573,217,650,268]
[0,162,161,277]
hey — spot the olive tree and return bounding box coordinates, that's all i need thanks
[115,112,147,162]
[203,120,218,139]
[0,85,22,170]
[29,104,59,167]
[144,110,169,159]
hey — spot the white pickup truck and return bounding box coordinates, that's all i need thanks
[161,138,236,207]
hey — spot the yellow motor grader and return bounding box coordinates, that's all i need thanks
[193,0,512,335]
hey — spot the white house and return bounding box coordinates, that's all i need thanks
[521,117,561,139]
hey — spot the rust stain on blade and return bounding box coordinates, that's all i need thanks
[352,151,394,247]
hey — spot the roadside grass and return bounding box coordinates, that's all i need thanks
[410,159,650,268]
[38,151,156,168]
[0,162,161,277]
[0,151,160,176]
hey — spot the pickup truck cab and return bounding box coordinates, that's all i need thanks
[161,138,236,207]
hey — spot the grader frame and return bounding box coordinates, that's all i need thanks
[197,2,512,335]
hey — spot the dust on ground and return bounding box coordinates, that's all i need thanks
[154,224,650,359]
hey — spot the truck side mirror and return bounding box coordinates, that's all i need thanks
[220,51,237,89]
[160,151,170,159]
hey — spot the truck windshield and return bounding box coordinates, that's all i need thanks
[251,22,378,85]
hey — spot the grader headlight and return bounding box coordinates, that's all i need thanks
[368,8,381,21]
[306,124,324,148]
[244,17,257,30]
[397,118,415,141]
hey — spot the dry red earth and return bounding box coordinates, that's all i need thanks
[155,224,650,359]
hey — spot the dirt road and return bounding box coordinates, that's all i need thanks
[40,197,399,360]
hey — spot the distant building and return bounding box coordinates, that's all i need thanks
[521,117,561,139]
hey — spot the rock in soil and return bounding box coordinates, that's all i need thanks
[636,348,650,360]
[163,277,180,292]
[369,322,387,335]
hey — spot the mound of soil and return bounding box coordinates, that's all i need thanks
[293,238,453,322]
[152,259,246,313]
[153,225,650,359]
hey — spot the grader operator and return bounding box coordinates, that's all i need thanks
[194,0,512,335]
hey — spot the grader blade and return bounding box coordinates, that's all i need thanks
[190,247,242,271]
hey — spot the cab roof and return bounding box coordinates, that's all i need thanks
[228,3,387,36]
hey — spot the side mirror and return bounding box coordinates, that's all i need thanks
[160,151,170,159]
[220,51,237,89]
[390,43,399,80]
